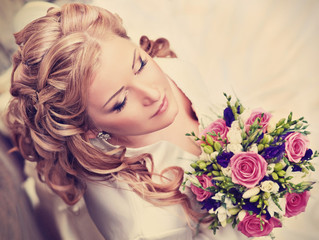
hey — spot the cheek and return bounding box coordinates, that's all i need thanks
[147,61,168,84]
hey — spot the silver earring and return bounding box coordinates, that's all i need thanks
[97,131,111,141]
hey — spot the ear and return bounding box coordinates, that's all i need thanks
[84,130,98,141]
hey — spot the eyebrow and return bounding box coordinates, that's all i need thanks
[102,86,125,109]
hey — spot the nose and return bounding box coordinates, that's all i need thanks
[130,81,161,106]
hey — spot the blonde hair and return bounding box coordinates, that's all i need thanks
[6,3,198,221]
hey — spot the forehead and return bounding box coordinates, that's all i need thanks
[87,36,136,109]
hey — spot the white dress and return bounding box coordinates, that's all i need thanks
[85,58,249,240]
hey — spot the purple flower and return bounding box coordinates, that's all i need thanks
[201,198,221,211]
[292,165,302,172]
[216,151,234,168]
[242,200,261,215]
[301,149,313,161]
[262,144,285,162]
[223,107,235,127]
[228,188,242,203]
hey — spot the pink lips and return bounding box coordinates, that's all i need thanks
[151,96,168,118]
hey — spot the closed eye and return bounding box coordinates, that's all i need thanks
[112,97,127,112]
[135,56,148,75]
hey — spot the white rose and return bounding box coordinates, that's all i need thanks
[227,129,242,144]
[227,143,242,154]
[221,166,232,177]
[248,144,258,153]
[268,196,286,217]
[266,163,275,175]
[260,180,280,193]
[230,120,241,130]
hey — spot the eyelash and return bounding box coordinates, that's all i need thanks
[112,97,127,112]
[135,56,148,75]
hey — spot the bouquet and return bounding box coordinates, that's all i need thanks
[184,93,317,238]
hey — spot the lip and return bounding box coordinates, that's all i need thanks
[151,95,168,118]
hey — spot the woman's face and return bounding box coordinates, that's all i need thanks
[86,36,179,140]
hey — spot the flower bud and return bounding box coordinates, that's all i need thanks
[198,161,207,170]
[264,200,269,206]
[300,181,315,188]
[275,128,285,135]
[213,164,219,170]
[206,135,214,146]
[212,171,220,176]
[239,105,245,114]
[187,175,200,186]
[295,122,303,129]
[249,195,260,203]
[238,210,247,221]
[271,172,279,180]
[276,118,286,127]
[263,192,270,199]
[231,106,238,119]
[277,170,286,177]
[302,168,309,174]
[243,187,260,199]
[203,145,214,154]
[288,112,293,122]
[213,176,226,181]
[279,178,285,183]
[214,141,222,152]
[228,207,241,215]
[308,163,315,171]
[190,163,198,169]
[257,144,264,152]
[274,163,284,172]
[262,134,272,144]
[283,123,290,129]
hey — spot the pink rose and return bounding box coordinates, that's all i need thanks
[245,109,272,133]
[285,132,310,163]
[285,191,310,218]
[238,213,282,237]
[199,119,229,146]
[190,175,214,202]
[230,152,267,188]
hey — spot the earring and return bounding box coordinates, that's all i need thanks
[97,131,111,141]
